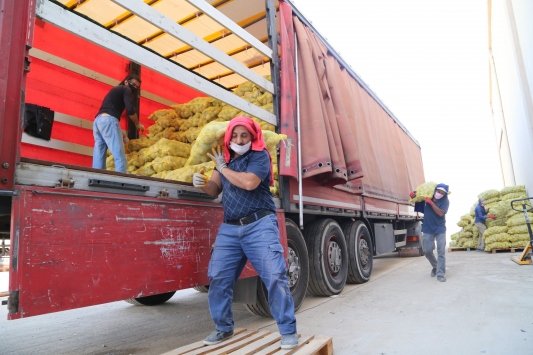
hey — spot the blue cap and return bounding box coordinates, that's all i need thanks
[436,183,449,194]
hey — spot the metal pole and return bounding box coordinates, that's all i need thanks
[294,32,304,229]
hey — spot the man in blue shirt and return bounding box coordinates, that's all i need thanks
[411,183,450,282]
[474,198,495,251]
[192,116,298,349]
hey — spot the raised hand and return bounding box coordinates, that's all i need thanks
[207,146,227,172]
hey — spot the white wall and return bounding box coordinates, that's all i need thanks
[489,0,533,195]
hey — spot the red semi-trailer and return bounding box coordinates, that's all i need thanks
[0,0,425,320]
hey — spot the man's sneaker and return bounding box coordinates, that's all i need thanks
[203,329,234,346]
[430,268,437,277]
[280,333,298,350]
[437,275,446,282]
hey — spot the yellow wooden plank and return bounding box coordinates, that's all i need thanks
[162,328,248,355]
[254,335,313,355]
[292,336,333,355]
[163,329,333,355]
[230,332,281,355]
[204,330,271,355]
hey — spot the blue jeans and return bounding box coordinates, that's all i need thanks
[92,114,126,173]
[422,232,446,277]
[207,214,296,335]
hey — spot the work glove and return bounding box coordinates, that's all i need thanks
[424,197,433,204]
[409,191,416,199]
[207,146,227,172]
[488,213,496,220]
[192,172,207,188]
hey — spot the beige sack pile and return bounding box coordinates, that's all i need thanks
[106,77,286,195]
[449,185,531,251]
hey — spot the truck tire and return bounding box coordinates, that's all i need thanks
[125,291,176,306]
[245,219,309,317]
[285,218,309,311]
[342,221,373,284]
[304,218,348,296]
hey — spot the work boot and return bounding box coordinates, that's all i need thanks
[430,268,436,277]
[280,333,299,349]
[437,275,446,282]
[203,329,234,346]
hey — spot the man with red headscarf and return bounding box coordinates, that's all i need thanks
[193,116,298,349]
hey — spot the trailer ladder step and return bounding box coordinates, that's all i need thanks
[162,328,333,355]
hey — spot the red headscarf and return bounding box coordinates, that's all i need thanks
[223,116,273,185]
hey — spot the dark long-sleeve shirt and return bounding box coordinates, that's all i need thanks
[96,85,137,119]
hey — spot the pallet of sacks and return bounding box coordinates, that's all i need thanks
[450,185,531,252]
[106,77,286,196]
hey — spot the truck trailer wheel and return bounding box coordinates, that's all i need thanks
[125,291,176,306]
[245,219,309,317]
[304,218,348,296]
[342,221,373,284]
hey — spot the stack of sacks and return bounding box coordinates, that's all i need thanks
[451,185,531,252]
[503,186,532,249]
[449,214,479,248]
[483,186,532,251]
[483,225,510,250]
[106,77,287,195]
[450,231,460,247]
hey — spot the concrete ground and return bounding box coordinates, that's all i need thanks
[1,250,533,354]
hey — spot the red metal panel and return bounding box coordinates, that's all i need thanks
[0,0,35,188]
[20,143,92,167]
[8,186,286,319]
[9,186,221,319]
[23,21,205,165]
[363,197,398,217]
[26,56,111,121]
[289,178,363,210]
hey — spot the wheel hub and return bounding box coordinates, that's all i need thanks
[287,247,300,288]
[327,240,342,273]
[359,238,370,266]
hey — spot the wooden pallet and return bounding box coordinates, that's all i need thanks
[162,328,333,355]
[448,247,477,252]
[490,248,524,254]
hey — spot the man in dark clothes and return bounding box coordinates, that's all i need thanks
[92,74,144,173]
[475,198,495,251]
[410,183,450,282]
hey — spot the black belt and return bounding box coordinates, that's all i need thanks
[225,210,274,225]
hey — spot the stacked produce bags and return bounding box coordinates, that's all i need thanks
[450,185,531,251]
[106,77,287,195]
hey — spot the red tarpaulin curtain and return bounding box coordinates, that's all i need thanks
[278,1,298,179]
[279,2,424,201]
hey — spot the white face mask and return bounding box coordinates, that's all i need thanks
[434,192,445,200]
[230,141,251,155]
